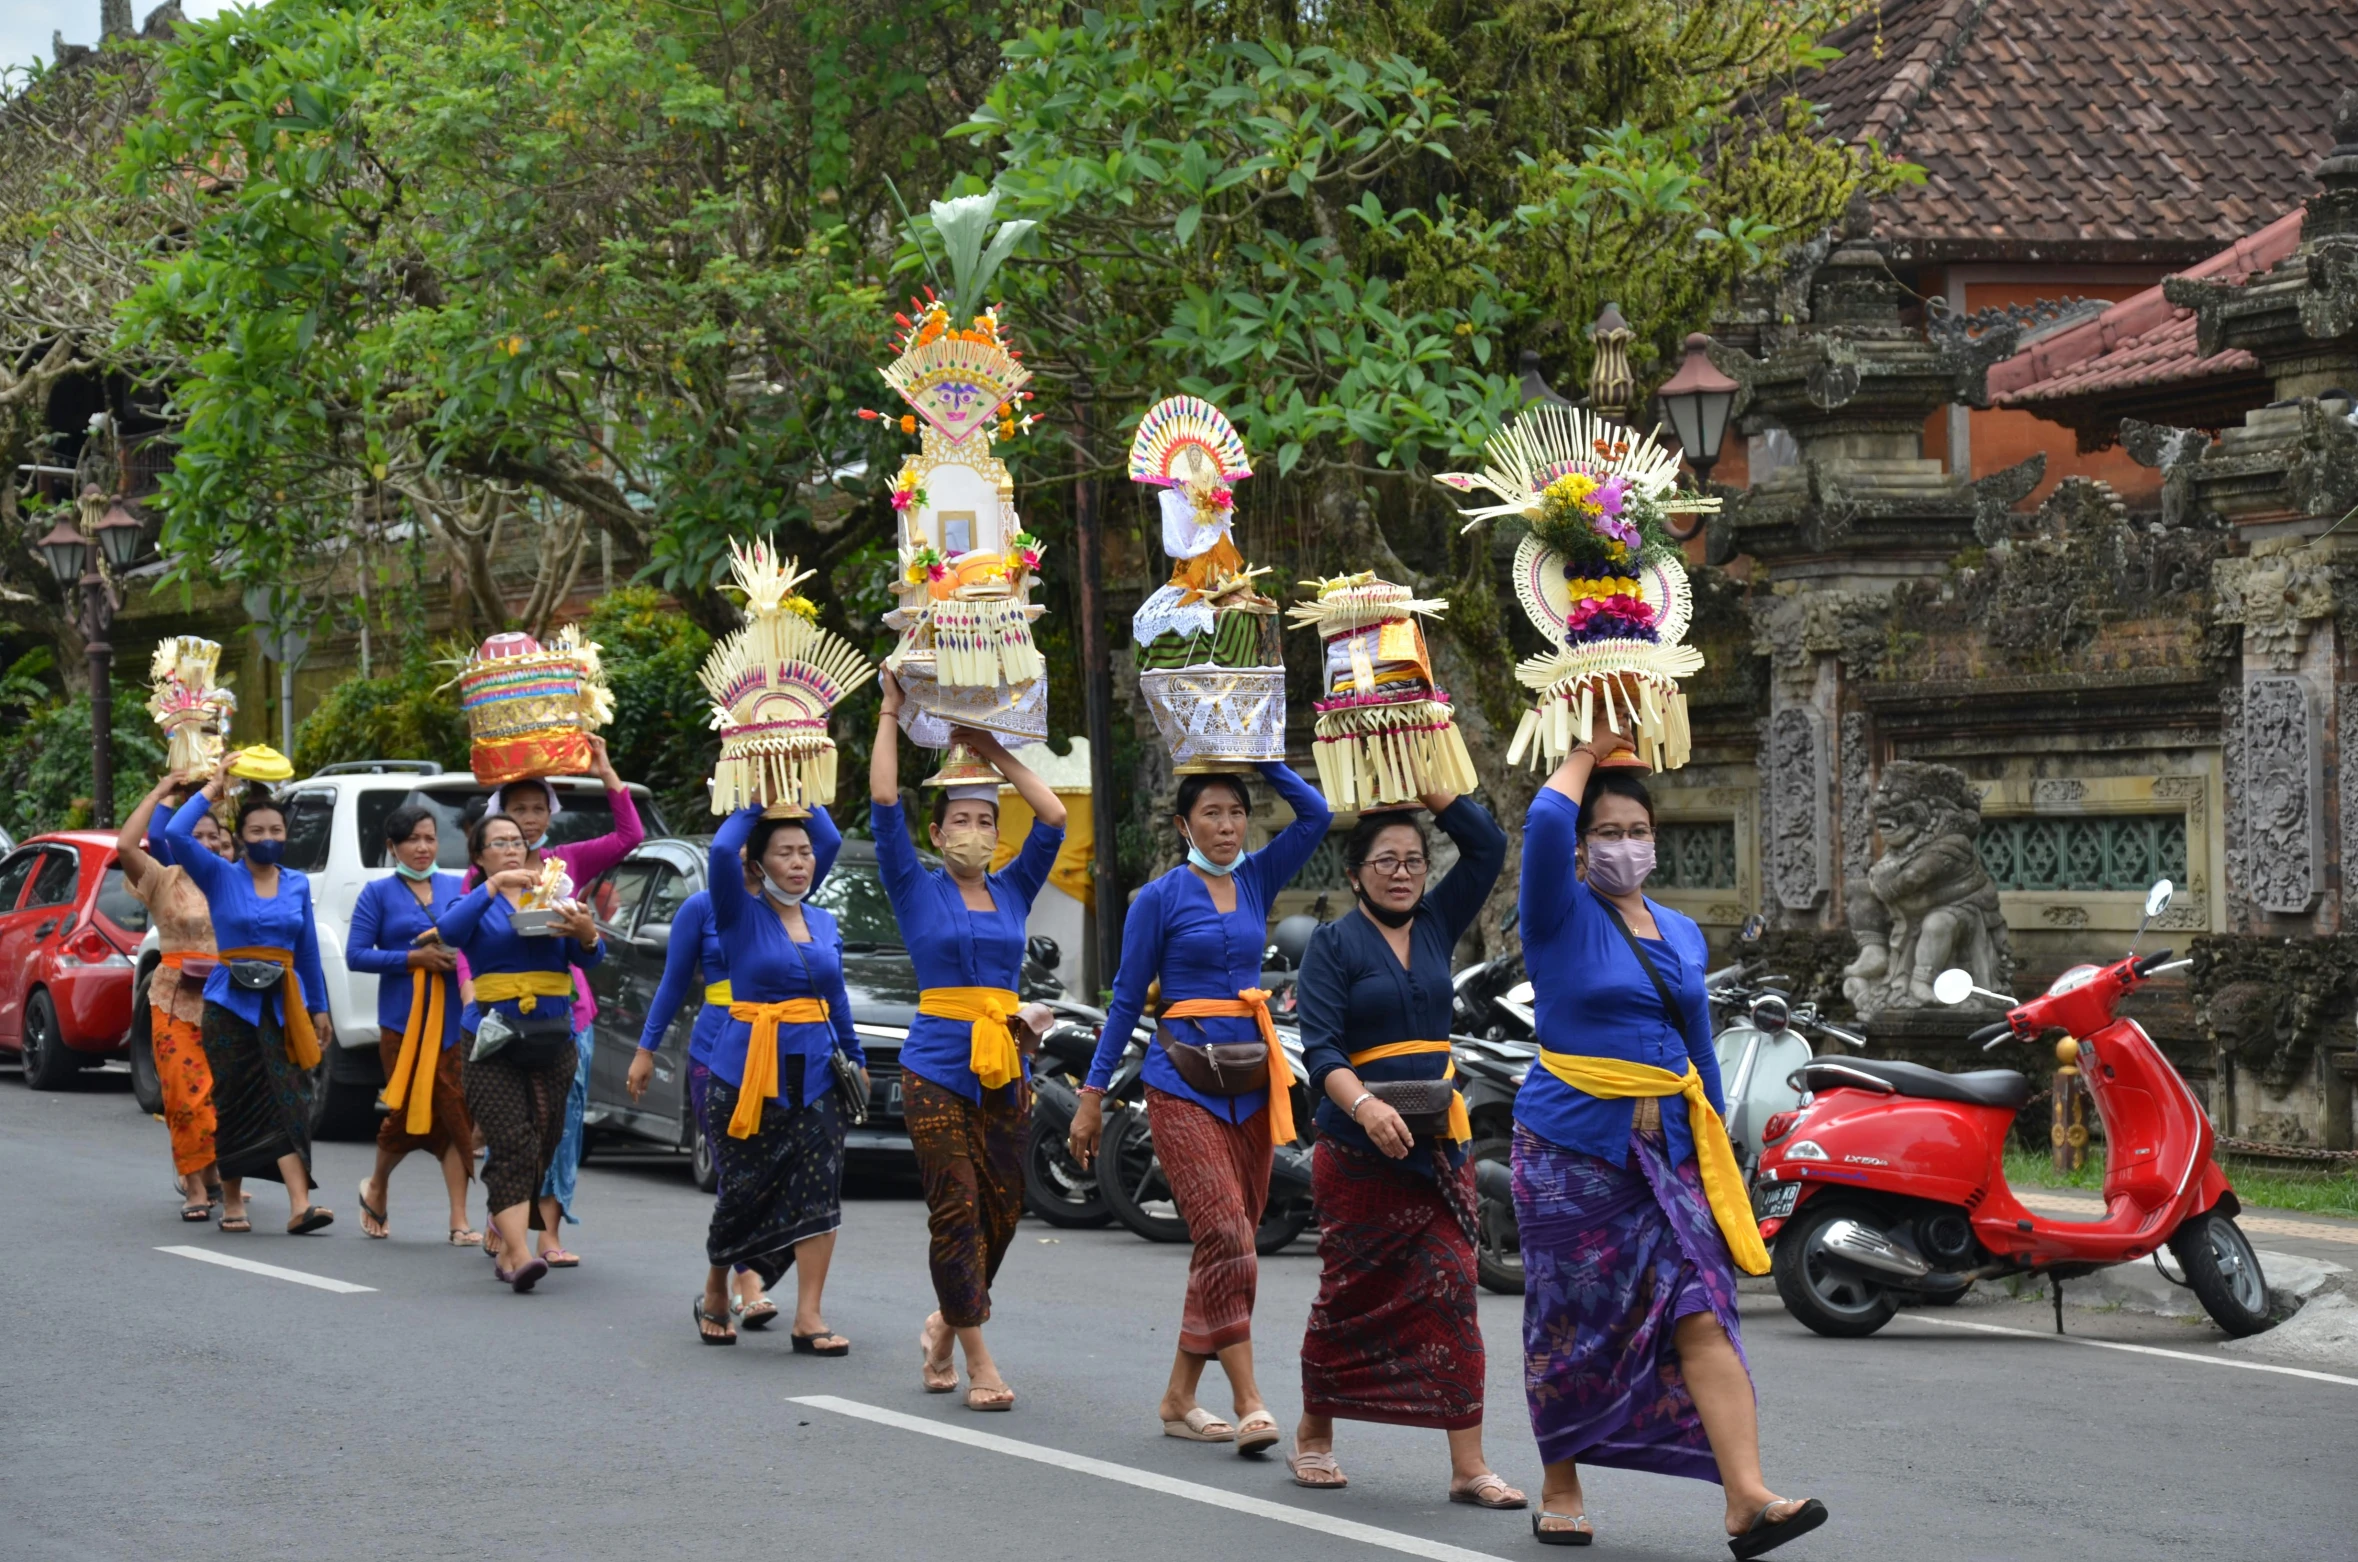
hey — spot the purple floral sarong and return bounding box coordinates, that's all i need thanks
[1513,1123,1748,1483]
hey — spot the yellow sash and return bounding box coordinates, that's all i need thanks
[703,980,734,1006]
[1345,1039,1471,1142]
[1165,989,1297,1144]
[724,998,834,1138]
[1536,1052,1770,1275]
[918,986,1024,1091]
[219,947,321,1070]
[380,967,450,1136]
[470,970,577,1013]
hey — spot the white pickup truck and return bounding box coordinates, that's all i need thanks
[128,763,664,1137]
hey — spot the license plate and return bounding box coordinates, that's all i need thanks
[1753,1181,1800,1219]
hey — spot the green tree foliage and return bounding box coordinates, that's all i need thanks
[290,652,473,778]
[574,586,715,828]
[0,678,166,836]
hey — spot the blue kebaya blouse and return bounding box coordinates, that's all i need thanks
[1087,762,1331,1122]
[437,886,604,1036]
[872,796,1062,1102]
[346,873,466,1049]
[703,806,863,1097]
[1512,786,1724,1168]
[164,794,330,1030]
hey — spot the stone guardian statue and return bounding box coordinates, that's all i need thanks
[1841,761,2013,1020]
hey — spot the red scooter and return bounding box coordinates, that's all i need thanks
[1753,880,2272,1339]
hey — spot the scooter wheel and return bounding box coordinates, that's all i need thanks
[1774,1201,1899,1338]
[2169,1211,2272,1337]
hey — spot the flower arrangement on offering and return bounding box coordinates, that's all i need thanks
[147,636,237,774]
[1435,406,1718,771]
[870,189,1052,767]
[1127,395,1285,772]
[699,540,874,816]
[1286,573,1477,809]
[452,626,616,785]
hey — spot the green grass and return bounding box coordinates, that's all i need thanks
[2004,1147,2358,1220]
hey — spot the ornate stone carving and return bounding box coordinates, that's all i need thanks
[1766,707,1830,912]
[2192,933,2358,1095]
[1840,711,1872,881]
[2213,539,2340,671]
[2240,675,2321,914]
[1839,761,2014,1020]
[2031,778,2086,808]
[1748,589,1888,693]
[2342,696,2358,928]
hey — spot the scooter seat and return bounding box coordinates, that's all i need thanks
[1800,1056,2032,1110]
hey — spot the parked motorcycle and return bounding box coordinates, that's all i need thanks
[1710,971,1865,1179]
[1024,1012,1126,1229]
[1456,1034,1535,1294]
[1757,879,2271,1338]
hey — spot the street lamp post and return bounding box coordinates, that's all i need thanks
[1654,332,1741,542]
[37,489,145,829]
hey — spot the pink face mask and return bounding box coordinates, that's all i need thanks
[1586,838,1656,896]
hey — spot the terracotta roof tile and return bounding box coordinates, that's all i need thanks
[1792,0,2357,262]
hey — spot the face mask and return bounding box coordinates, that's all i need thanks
[1181,828,1239,878]
[529,833,549,852]
[1585,838,1656,897]
[1354,885,1416,929]
[394,861,436,882]
[762,874,806,907]
[938,830,995,876]
[245,838,286,867]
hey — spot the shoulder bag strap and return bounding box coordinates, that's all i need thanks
[1600,899,1681,1029]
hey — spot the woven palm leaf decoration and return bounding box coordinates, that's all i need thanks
[1128,395,1253,490]
[1287,574,1477,809]
[147,636,237,773]
[701,540,874,814]
[1435,406,1717,771]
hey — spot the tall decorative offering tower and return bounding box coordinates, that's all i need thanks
[1127,395,1286,772]
[872,189,1048,784]
[701,540,873,816]
[1287,574,1476,810]
[455,627,614,784]
[147,636,237,774]
[1436,407,1718,771]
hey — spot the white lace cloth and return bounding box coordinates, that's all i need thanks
[1130,583,1216,647]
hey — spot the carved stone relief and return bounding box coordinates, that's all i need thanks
[2213,539,2341,672]
[1748,589,1888,695]
[2241,675,2322,915]
[2344,696,2358,929]
[1840,761,2014,1020]
[1767,707,1830,912]
[1840,711,1872,882]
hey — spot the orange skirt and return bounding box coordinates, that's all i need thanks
[153,1007,217,1177]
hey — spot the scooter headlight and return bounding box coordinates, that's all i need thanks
[1782,1139,1829,1162]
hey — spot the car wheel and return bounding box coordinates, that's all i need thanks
[128,976,164,1117]
[21,990,81,1091]
[689,1108,718,1193]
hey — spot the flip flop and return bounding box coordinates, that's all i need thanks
[692,1295,737,1345]
[218,1212,251,1233]
[540,1248,581,1268]
[964,1383,1015,1412]
[792,1330,850,1356]
[1533,1511,1595,1547]
[447,1227,483,1246]
[1161,1407,1235,1443]
[179,1201,212,1223]
[1449,1472,1527,1510]
[357,1180,389,1239]
[496,1257,548,1293]
[1233,1409,1280,1456]
[287,1206,334,1235]
[737,1299,779,1331]
[1288,1449,1347,1489]
[1729,1498,1827,1560]
[919,1323,957,1393]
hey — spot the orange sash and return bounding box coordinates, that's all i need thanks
[1160,988,1296,1144]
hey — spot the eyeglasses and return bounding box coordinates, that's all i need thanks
[1362,855,1428,878]
[1585,826,1654,843]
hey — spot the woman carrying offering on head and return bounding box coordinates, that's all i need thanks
[871,671,1065,1412]
[467,735,643,1268]
[1514,713,1823,1556]
[440,814,605,1293]
[666,805,863,1348]
[1068,763,1329,1454]
[1288,790,1519,1508]
[117,770,232,1226]
[347,805,474,1246]
[165,758,336,1235]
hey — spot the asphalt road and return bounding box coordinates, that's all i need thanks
[4,1065,2354,1562]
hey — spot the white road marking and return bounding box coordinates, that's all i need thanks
[792,1395,1511,1561]
[1896,1314,2358,1388]
[156,1245,376,1294]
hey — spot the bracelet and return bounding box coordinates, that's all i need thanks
[1346,1091,1374,1122]
[1077,1084,1106,1099]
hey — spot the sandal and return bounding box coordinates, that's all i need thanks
[1233,1409,1279,1457]
[287,1206,334,1235]
[1161,1407,1235,1443]
[447,1226,482,1247]
[919,1319,957,1394]
[792,1330,850,1356]
[964,1382,1016,1412]
[1449,1472,1527,1510]
[738,1299,779,1331]
[540,1248,580,1268]
[493,1256,547,1293]
[1288,1449,1347,1490]
[218,1212,251,1233]
[179,1201,212,1223]
[693,1295,737,1345]
[1729,1498,1826,1560]
[357,1180,389,1239]
[1533,1511,1595,1547]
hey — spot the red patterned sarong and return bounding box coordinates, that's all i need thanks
[153,1008,216,1176]
[1300,1137,1485,1430]
[1145,1086,1271,1354]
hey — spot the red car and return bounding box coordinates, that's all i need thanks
[0,832,142,1089]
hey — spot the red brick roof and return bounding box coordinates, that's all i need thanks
[1796,0,2357,264]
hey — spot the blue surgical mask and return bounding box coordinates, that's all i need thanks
[394,862,436,882]
[1182,829,1239,878]
[245,838,286,867]
[529,833,549,852]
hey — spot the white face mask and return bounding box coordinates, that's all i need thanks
[762,874,806,907]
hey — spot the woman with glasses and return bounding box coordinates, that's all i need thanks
[629,809,843,1331]
[348,805,474,1246]
[441,813,605,1292]
[165,757,336,1235]
[1514,718,1823,1556]
[1287,790,1521,1511]
[1067,761,1330,1453]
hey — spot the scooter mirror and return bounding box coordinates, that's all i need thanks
[1738,913,1767,945]
[1931,968,1975,1007]
[2144,879,2174,919]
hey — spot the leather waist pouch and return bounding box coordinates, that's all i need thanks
[1157,1023,1269,1096]
[1365,1078,1454,1137]
[228,960,286,992]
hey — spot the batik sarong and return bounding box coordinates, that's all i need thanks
[697,1064,845,1287]
[904,1073,1025,1328]
[1147,1085,1272,1355]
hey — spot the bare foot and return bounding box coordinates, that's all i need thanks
[919,1312,957,1393]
